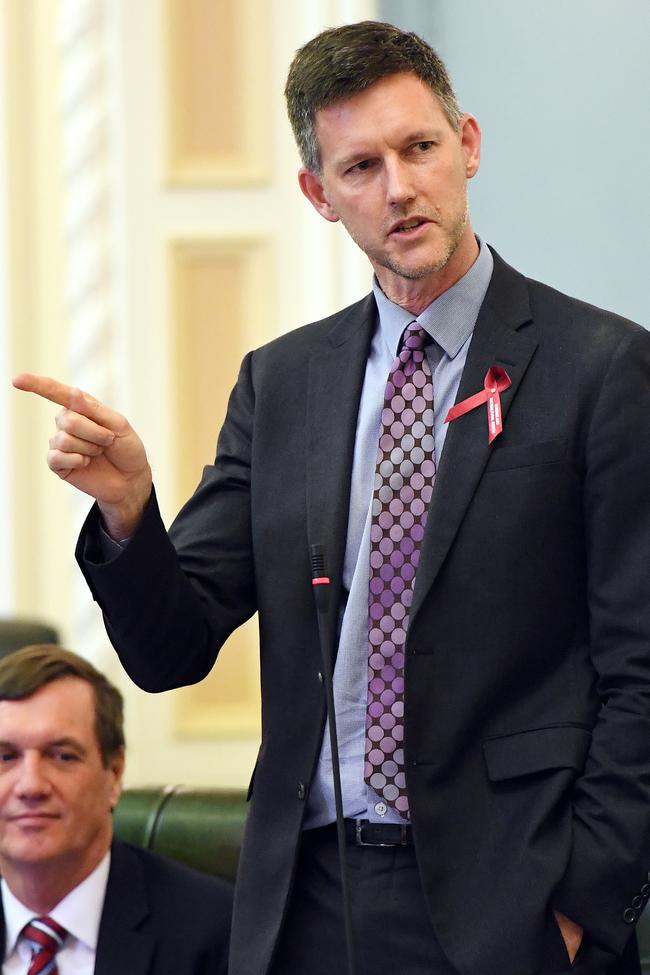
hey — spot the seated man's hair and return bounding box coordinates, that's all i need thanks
[0,644,125,767]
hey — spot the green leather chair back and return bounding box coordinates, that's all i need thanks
[113,786,247,882]
[0,619,59,659]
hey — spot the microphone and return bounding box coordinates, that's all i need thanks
[310,544,331,613]
[309,544,357,975]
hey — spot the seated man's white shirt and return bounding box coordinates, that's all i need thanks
[2,851,110,974]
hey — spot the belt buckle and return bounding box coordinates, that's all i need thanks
[355,819,408,847]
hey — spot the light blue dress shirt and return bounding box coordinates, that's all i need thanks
[304,240,494,828]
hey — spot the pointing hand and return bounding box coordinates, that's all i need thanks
[12,373,153,539]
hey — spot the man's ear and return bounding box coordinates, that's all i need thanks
[108,747,125,810]
[298,168,340,223]
[459,113,481,179]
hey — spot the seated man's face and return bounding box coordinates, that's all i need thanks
[0,676,123,887]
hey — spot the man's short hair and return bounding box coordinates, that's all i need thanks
[285,20,461,173]
[0,644,125,767]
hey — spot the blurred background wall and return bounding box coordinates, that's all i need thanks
[0,0,647,789]
[381,0,650,325]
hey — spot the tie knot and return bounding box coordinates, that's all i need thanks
[22,916,67,970]
[402,322,427,352]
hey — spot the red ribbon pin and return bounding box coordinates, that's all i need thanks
[445,366,512,443]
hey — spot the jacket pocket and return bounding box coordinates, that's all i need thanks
[485,437,568,472]
[483,725,591,782]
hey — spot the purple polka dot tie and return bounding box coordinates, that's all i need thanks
[364,323,435,818]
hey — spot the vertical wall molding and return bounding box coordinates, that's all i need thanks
[58,0,118,665]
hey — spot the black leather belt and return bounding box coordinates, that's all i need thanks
[344,818,413,847]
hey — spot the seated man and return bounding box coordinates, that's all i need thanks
[0,644,233,974]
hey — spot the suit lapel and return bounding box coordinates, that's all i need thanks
[95,841,155,975]
[306,294,375,635]
[410,253,539,622]
[304,256,539,636]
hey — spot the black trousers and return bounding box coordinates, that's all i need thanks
[268,824,627,975]
[269,824,459,975]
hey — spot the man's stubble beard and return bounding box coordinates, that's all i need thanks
[350,194,470,282]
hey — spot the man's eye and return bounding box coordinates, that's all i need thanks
[53,750,79,763]
[415,141,434,152]
[0,752,17,763]
[348,159,373,174]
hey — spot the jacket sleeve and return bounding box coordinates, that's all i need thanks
[76,351,258,692]
[552,324,650,955]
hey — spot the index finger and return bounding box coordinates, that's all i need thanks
[12,373,74,408]
[12,372,120,431]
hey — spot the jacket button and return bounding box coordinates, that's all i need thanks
[297,782,306,800]
[632,896,644,910]
[317,671,323,683]
[623,908,637,924]
[642,884,650,897]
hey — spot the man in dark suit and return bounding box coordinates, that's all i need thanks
[0,645,231,973]
[12,19,650,975]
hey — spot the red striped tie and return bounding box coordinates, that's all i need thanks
[22,916,67,975]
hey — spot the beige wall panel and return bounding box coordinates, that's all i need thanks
[3,0,36,612]
[3,0,72,627]
[170,235,271,736]
[174,616,260,737]
[170,235,270,499]
[166,0,271,184]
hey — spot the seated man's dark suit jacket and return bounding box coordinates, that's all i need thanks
[78,249,650,975]
[0,840,232,974]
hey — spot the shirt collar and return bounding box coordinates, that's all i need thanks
[372,237,494,360]
[2,850,111,958]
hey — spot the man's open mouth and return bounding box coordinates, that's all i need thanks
[390,217,428,235]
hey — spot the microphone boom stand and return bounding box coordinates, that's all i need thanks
[310,543,358,975]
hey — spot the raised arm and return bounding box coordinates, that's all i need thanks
[12,373,152,540]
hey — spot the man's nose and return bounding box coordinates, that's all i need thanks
[15,753,50,799]
[385,157,416,206]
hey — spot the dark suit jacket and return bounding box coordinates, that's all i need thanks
[78,249,650,975]
[1,840,233,974]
